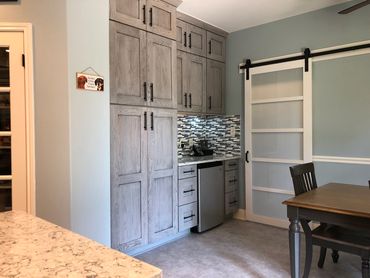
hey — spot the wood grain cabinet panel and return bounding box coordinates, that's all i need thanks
[147,33,177,109]
[148,109,178,242]
[176,20,207,57]
[207,59,225,114]
[111,105,148,251]
[147,0,177,40]
[110,22,147,106]
[207,31,226,62]
[110,0,147,30]
[177,51,206,113]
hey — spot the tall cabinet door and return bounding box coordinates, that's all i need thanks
[177,51,188,112]
[147,33,177,109]
[111,105,148,251]
[148,109,178,242]
[110,0,147,31]
[110,22,147,106]
[207,60,225,114]
[188,54,206,113]
[147,0,177,40]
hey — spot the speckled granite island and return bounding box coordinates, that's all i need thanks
[0,211,162,278]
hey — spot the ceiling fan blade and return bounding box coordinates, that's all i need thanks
[338,0,370,14]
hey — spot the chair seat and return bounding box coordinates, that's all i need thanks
[312,225,370,257]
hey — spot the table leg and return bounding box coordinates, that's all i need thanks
[289,218,301,278]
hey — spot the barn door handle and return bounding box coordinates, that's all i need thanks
[150,112,154,130]
[143,5,146,24]
[246,151,249,163]
[149,8,153,26]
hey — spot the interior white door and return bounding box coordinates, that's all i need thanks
[0,32,27,212]
[245,60,312,226]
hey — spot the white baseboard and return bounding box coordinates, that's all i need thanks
[234,209,290,229]
[233,209,247,220]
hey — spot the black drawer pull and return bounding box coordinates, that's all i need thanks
[143,5,146,24]
[228,163,237,167]
[184,214,195,220]
[184,32,187,47]
[228,179,237,183]
[183,169,195,174]
[229,201,238,205]
[183,189,195,194]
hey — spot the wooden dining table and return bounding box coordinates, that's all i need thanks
[283,183,370,278]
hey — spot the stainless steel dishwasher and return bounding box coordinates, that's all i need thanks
[192,161,224,233]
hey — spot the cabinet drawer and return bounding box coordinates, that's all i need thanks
[225,191,238,215]
[225,159,239,171]
[178,165,197,179]
[225,170,238,193]
[179,202,198,232]
[178,177,198,206]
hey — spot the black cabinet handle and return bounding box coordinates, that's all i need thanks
[183,170,195,174]
[228,179,237,183]
[150,112,154,130]
[189,33,192,48]
[246,151,249,163]
[184,93,188,108]
[208,96,212,110]
[208,40,212,54]
[144,82,147,101]
[189,93,192,108]
[150,83,154,102]
[183,189,195,194]
[184,214,195,220]
[184,32,187,47]
[149,8,153,26]
[143,5,146,24]
[144,112,147,130]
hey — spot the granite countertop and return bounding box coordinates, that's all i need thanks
[178,155,241,166]
[0,211,161,278]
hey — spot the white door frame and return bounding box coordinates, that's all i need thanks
[0,23,35,215]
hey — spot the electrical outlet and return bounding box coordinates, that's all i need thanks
[230,127,236,137]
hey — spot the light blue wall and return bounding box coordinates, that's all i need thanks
[67,0,111,246]
[226,1,370,208]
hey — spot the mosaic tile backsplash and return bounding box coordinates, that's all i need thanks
[177,115,241,158]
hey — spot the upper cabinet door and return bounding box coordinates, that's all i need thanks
[188,24,207,57]
[147,0,177,40]
[110,0,147,30]
[147,109,178,243]
[110,22,147,106]
[177,51,188,112]
[188,54,206,113]
[207,31,226,62]
[176,20,188,52]
[147,33,177,109]
[207,59,225,114]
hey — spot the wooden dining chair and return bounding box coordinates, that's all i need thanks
[290,162,370,278]
[289,163,339,277]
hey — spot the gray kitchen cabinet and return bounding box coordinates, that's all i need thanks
[224,160,239,215]
[207,59,225,114]
[147,33,177,109]
[207,31,226,62]
[111,105,148,251]
[111,106,178,250]
[177,51,206,113]
[110,22,147,106]
[148,109,178,242]
[110,22,177,109]
[176,20,207,57]
[110,0,180,40]
[178,165,198,232]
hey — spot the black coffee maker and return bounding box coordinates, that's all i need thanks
[192,139,214,156]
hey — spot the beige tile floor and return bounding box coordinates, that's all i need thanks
[138,220,361,278]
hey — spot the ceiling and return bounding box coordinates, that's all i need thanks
[178,0,352,33]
